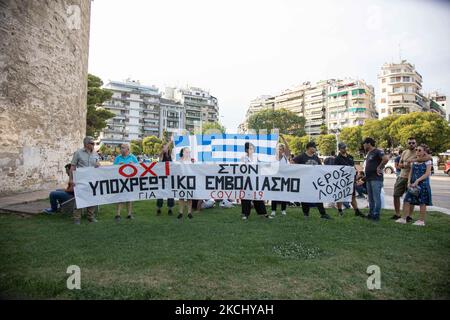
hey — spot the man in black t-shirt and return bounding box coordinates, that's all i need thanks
[156,141,174,215]
[362,137,389,221]
[293,142,332,220]
[334,142,364,218]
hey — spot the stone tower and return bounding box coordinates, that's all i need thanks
[0,0,91,193]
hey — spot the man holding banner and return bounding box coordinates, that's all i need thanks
[113,143,138,222]
[70,136,100,225]
[293,141,332,220]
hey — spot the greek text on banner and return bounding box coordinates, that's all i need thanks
[73,162,356,208]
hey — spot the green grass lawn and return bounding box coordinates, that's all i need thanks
[1,201,449,299]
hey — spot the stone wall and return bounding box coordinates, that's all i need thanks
[0,0,91,194]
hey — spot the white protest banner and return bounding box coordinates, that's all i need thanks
[73,162,355,209]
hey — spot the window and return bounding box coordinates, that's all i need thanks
[381,98,386,103]
[382,78,386,83]
[382,88,386,93]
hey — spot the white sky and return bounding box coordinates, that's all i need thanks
[88,0,450,132]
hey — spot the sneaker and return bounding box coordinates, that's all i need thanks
[126,214,134,220]
[43,208,56,215]
[264,214,274,219]
[177,213,183,219]
[188,213,193,219]
[88,218,98,223]
[115,215,121,223]
[391,214,401,220]
[395,218,407,224]
[355,210,365,218]
[156,209,161,216]
[371,215,380,222]
[406,216,414,223]
[303,213,310,218]
[74,219,81,225]
[281,211,286,216]
[270,211,276,217]
[168,209,173,216]
[242,215,248,220]
[338,210,344,216]
[413,220,425,227]
[321,214,332,220]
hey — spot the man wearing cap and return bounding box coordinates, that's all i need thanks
[362,137,389,221]
[69,136,100,225]
[334,142,364,218]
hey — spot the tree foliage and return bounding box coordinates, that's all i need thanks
[202,121,226,134]
[86,74,115,138]
[388,112,450,153]
[142,135,162,156]
[130,140,143,155]
[316,134,337,156]
[248,108,306,136]
[284,135,310,156]
[339,126,363,156]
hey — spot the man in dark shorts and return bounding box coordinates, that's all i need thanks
[334,143,364,218]
[293,141,332,220]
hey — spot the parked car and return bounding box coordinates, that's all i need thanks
[384,158,396,174]
[445,161,450,177]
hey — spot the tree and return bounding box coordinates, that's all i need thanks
[86,74,115,138]
[142,135,162,156]
[339,126,363,156]
[316,134,337,156]
[361,115,399,149]
[284,135,310,156]
[388,112,450,153]
[247,108,306,136]
[202,121,226,134]
[130,140,143,155]
[99,144,113,156]
[320,124,328,135]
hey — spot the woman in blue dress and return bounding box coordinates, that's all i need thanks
[396,144,433,227]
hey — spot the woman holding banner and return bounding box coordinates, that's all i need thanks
[177,147,193,219]
[271,134,290,217]
[240,142,273,220]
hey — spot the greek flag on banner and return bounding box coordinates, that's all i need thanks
[173,133,279,163]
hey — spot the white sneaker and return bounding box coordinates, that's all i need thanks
[395,218,407,224]
[413,220,425,227]
[242,216,248,220]
[281,211,286,216]
[271,211,276,217]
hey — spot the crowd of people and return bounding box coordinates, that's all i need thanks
[43,134,434,227]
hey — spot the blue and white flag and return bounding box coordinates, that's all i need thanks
[173,133,279,163]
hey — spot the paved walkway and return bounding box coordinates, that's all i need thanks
[0,187,62,215]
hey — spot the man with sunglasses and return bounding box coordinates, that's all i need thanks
[69,136,100,224]
[392,137,431,221]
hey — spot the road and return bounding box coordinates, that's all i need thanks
[383,173,450,209]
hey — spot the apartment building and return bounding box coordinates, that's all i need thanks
[99,80,217,147]
[99,80,161,145]
[240,79,376,135]
[326,79,377,131]
[165,86,219,133]
[377,60,424,119]
[427,91,448,121]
